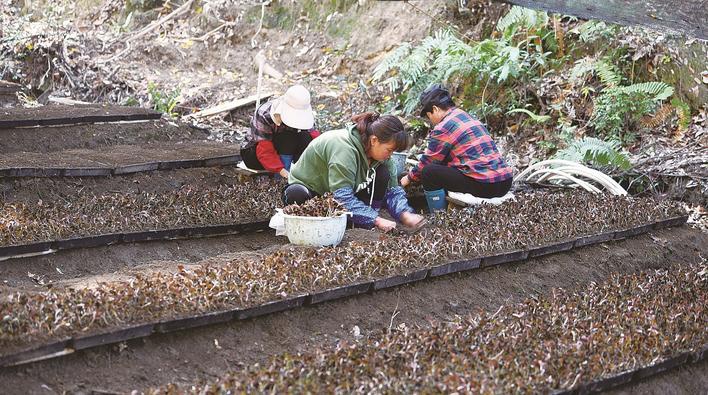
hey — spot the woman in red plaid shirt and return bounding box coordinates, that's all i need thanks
[400,84,513,212]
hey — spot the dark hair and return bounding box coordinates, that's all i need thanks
[419,83,455,117]
[351,112,410,152]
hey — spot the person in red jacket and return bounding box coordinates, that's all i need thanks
[240,85,320,178]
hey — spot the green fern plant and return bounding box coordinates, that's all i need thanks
[574,20,617,43]
[569,58,621,86]
[590,72,674,142]
[373,30,539,114]
[620,82,674,101]
[554,137,631,171]
[594,60,621,87]
[496,6,548,33]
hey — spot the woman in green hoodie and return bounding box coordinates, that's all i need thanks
[285,112,425,232]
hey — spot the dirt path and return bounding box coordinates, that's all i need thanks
[1,226,704,394]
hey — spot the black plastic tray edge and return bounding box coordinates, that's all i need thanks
[528,239,575,258]
[372,268,429,291]
[0,241,53,257]
[428,258,482,277]
[481,250,529,267]
[203,155,240,166]
[71,323,155,351]
[155,310,236,334]
[574,231,616,248]
[0,339,71,367]
[113,162,160,175]
[55,234,121,250]
[306,282,373,305]
[237,295,307,320]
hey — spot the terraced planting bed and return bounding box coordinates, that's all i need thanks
[0,192,689,363]
[152,261,707,394]
[1,224,704,393]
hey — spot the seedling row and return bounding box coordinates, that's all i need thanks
[0,179,284,248]
[151,260,707,393]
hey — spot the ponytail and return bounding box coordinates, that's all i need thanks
[351,112,410,152]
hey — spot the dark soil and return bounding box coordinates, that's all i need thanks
[0,104,159,127]
[0,120,209,154]
[0,226,704,394]
[0,167,257,202]
[0,141,239,170]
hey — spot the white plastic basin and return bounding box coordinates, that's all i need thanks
[282,212,349,247]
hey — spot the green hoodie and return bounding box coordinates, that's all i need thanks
[289,125,398,194]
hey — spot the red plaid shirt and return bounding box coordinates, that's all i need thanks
[409,107,513,183]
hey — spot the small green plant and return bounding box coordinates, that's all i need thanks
[406,118,429,139]
[554,136,631,171]
[147,82,180,117]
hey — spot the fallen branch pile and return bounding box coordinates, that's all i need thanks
[0,192,683,349]
[155,260,707,393]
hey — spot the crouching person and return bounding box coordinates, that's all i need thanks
[283,112,425,232]
[240,84,320,178]
[400,84,513,212]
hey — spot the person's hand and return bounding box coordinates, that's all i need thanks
[279,168,289,178]
[374,217,397,232]
[400,212,425,228]
[400,175,410,188]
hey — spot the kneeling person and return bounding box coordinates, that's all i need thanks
[284,112,425,232]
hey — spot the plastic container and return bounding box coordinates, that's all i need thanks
[282,212,349,247]
[390,152,409,177]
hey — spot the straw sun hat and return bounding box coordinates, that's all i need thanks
[270,84,315,130]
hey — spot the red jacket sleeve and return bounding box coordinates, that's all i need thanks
[256,140,284,173]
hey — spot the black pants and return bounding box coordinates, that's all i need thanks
[421,164,512,198]
[241,130,314,170]
[283,165,389,205]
